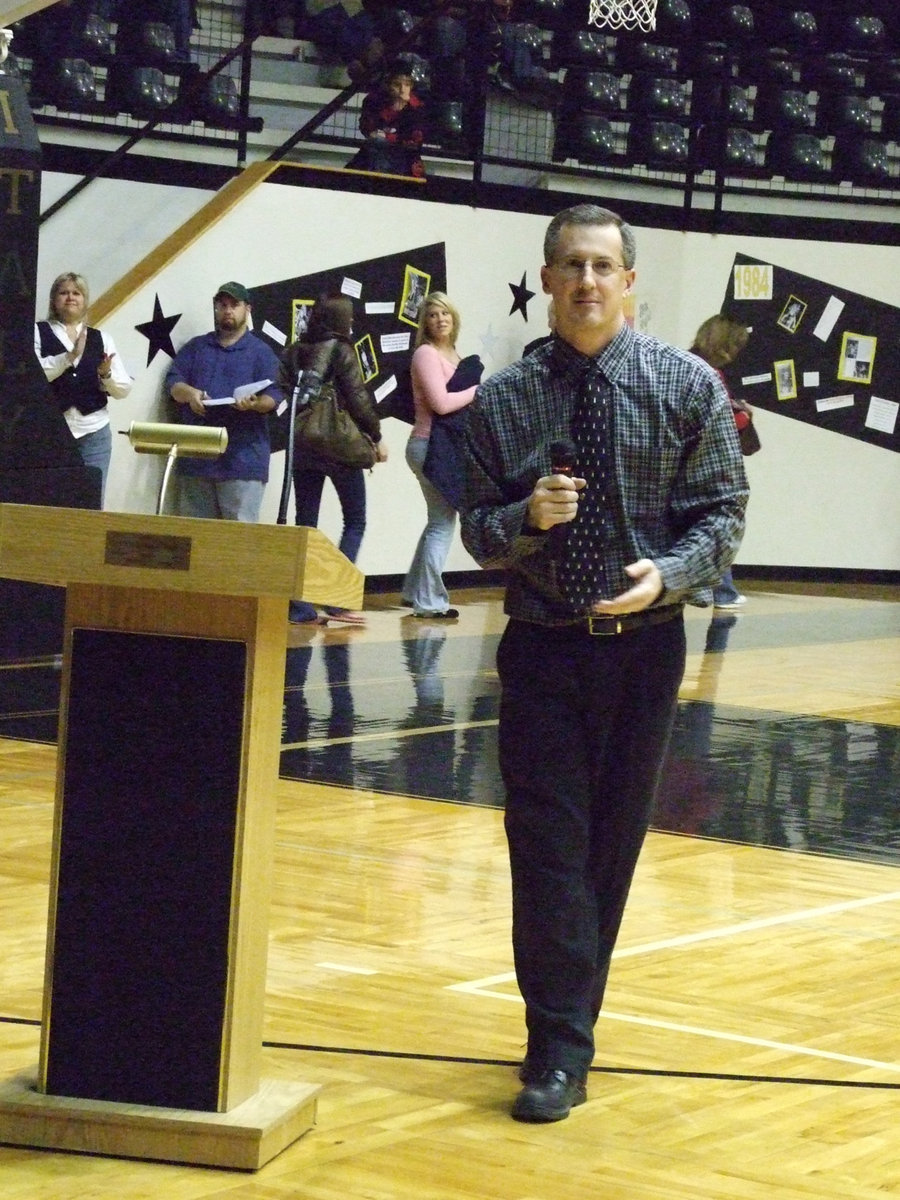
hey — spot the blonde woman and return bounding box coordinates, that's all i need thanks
[35,272,132,507]
[402,291,480,620]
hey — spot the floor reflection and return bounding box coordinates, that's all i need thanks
[279,612,900,866]
[0,598,896,866]
[659,614,898,863]
[282,641,356,786]
[0,658,63,743]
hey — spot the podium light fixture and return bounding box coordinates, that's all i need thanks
[124,422,228,515]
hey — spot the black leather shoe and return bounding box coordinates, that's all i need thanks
[511,1069,587,1123]
[518,1057,538,1084]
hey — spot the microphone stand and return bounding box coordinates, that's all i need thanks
[277,369,306,526]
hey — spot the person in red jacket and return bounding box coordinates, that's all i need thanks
[349,59,426,179]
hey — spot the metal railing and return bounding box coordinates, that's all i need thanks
[20,0,900,225]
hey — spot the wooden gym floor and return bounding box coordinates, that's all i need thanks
[0,579,898,1198]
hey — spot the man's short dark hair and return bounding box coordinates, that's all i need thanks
[543,205,637,270]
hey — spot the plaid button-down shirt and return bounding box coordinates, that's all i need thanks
[460,323,749,625]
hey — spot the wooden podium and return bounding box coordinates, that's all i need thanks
[0,504,363,1170]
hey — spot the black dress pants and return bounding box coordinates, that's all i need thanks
[497,613,686,1079]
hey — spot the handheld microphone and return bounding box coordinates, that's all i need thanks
[549,438,577,476]
[546,438,579,547]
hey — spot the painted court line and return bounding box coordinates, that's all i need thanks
[449,888,900,988]
[317,962,379,975]
[613,889,900,958]
[447,889,900,1074]
[447,979,900,1074]
[283,719,497,751]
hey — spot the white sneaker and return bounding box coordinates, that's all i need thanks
[714,595,747,610]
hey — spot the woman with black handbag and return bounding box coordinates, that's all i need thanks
[278,294,387,626]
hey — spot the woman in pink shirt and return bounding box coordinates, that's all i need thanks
[402,291,479,619]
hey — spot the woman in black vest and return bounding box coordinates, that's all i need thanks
[35,272,132,507]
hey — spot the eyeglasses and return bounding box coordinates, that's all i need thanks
[552,258,627,280]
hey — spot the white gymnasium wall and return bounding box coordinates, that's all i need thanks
[36,176,900,575]
[37,172,216,305]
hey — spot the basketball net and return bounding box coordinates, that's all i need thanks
[588,0,657,31]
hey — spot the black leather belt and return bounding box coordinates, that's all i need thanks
[579,605,684,636]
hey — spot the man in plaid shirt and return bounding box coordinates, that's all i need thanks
[461,204,748,1123]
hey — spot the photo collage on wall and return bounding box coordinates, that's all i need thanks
[720,253,899,452]
[250,242,447,439]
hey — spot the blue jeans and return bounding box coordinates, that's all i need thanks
[176,476,265,521]
[403,436,456,615]
[713,567,741,605]
[289,462,367,622]
[76,422,112,508]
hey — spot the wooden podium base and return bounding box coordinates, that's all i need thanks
[0,507,360,1171]
[0,1071,319,1170]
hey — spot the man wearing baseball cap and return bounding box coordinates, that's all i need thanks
[165,281,282,521]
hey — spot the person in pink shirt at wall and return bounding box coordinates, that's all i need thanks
[402,291,479,620]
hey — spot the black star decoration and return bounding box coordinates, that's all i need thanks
[508,271,536,321]
[135,294,181,366]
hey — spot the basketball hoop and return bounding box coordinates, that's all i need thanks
[588,0,657,32]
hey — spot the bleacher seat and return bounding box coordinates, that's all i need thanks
[776,9,819,52]
[558,112,618,164]
[806,52,861,94]
[691,42,735,80]
[117,65,176,118]
[832,133,892,184]
[130,21,180,69]
[767,130,829,180]
[692,80,751,124]
[78,13,113,65]
[627,117,689,167]
[655,0,692,39]
[696,124,759,173]
[53,58,97,109]
[758,87,815,132]
[200,73,239,123]
[551,29,610,71]
[614,40,680,76]
[842,14,889,54]
[562,68,621,113]
[628,73,688,118]
[818,91,872,135]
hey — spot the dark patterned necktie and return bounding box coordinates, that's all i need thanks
[557,365,615,611]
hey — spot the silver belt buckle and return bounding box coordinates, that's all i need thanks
[588,615,622,635]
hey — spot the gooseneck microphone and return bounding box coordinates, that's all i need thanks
[294,368,321,409]
[279,366,323,525]
[549,438,578,476]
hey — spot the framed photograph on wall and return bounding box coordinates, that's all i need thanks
[398,265,431,327]
[774,359,797,401]
[777,295,807,333]
[355,333,377,382]
[291,298,316,342]
[837,331,877,385]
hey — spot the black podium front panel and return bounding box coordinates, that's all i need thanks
[45,628,247,1110]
